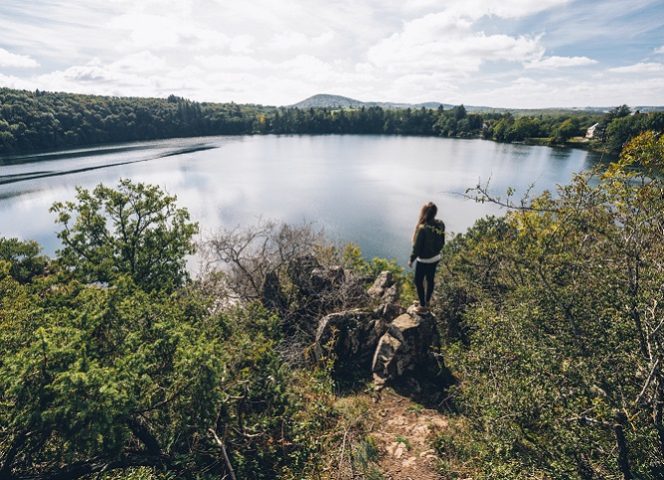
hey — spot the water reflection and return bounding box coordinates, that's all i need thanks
[0,135,602,265]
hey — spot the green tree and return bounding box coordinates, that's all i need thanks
[0,189,344,480]
[551,117,579,142]
[453,105,467,121]
[0,238,48,283]
[0,267,321,479]
[50,179,198,292]
[509,116,541,140]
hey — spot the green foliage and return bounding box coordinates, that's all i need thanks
[487,112,598,144]
[0,238,48,283]
[607,129,664,177]
[603,112,664,153]
[0,87,267,154]
[551,117,580,142]
[0,181,355,479]
[354,435,380,467]
[353,435,385,480]
[0,266,341,478]
[433,131,664,478]
[51,179,198,292]
[342,242,415,304]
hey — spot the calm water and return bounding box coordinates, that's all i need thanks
[0,135,604,266]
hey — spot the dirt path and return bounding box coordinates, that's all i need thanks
[370,389,448,479]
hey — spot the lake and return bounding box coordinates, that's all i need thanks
[0,135,605,266]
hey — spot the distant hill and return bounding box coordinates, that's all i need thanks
[290,93,451,110]
[291,93,664,114]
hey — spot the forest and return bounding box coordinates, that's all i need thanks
[1,130,663,479]
[1,87,662,156]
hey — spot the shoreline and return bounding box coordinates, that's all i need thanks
[0,132,611,163]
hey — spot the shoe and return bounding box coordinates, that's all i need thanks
[414,305,428,314]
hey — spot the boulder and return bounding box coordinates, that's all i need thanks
[338,272,372,307]
[288,257,352,306]
[310,266,345,294]
[374,302,406,323]
[367,270,399,304]
[371,305,441,387]
[314,309,388,376]
[381,283,399,304]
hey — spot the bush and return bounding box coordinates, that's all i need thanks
[433,132,664,478]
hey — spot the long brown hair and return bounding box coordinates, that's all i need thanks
[412,202,438,243]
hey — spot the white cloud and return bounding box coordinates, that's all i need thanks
[36,64,151,95]
[464,0,571,19]
[0,73,35,89]
[196,55,267,72]
[367,11,544,75]
[401,0,570,19]
[267,31,335,51]
[463,74,664,108]
[108,13,200,50]
[0,0,661,107]
[111,51,166,73]
[525,55,598,69]
[0,47,39,68]
[609,62,664,73]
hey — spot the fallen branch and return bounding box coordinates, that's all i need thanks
[208,428,237,480]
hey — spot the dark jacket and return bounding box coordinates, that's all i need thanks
[410,219,445,263]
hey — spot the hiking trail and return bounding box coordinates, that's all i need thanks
[367,389,448,479]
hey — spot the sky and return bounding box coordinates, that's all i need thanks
[0,0,662,108]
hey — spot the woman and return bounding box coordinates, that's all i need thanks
[408,202,445,313]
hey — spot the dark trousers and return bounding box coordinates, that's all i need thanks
[414,260,439,307]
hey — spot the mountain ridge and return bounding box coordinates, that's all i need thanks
[290,93,450,110]
[290,93,664,113]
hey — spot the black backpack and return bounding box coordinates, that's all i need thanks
[430,222,445,253]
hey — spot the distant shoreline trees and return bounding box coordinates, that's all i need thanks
[1,87,662,157]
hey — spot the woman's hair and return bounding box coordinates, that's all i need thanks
[412,202,438,243]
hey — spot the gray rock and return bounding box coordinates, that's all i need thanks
[367,270,395,299]
[382,283,399,304]
[374,302,406,322]
[338,273,372,307]
[371,307,440,387]
[310,266,345,293]
[287,255,322,295]
[314,309,388,375]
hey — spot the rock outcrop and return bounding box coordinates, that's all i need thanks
[287,254,323,296]
[314,309,388,376]
[373,302,406,323]
[371,306,440,388]
[264,261,449,391]
[311,270,448,390]
[367,270,399,304]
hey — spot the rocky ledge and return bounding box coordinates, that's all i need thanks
[311,270,451,391]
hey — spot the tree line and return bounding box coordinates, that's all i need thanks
[1,87,662,156]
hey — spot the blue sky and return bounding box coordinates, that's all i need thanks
[0,0,662,107]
